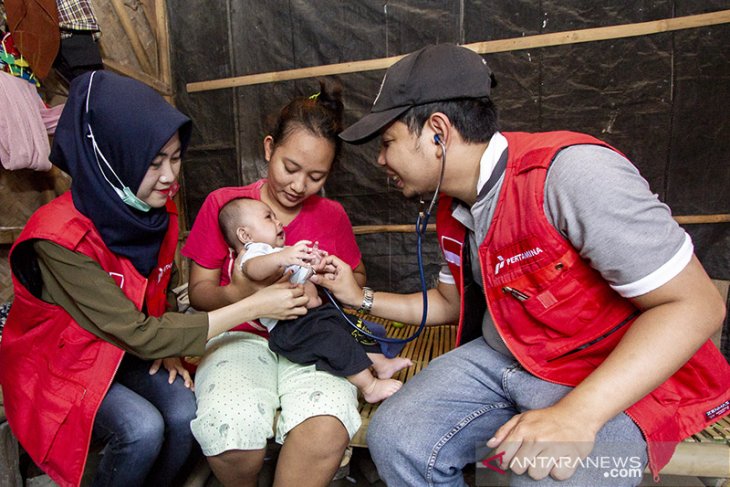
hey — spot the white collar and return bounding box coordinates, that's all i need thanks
[476,132,508,194]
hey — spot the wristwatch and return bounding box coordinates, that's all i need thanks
[359,286,374,314]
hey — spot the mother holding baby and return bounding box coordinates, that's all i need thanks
[183,82,367,487]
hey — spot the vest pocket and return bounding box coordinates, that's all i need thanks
[517,275,601,337]
[545,310,639,363]
[38,374,85,463]
[52,325,101,372]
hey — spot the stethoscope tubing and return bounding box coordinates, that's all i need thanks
[325,136,447,344]
[322,209,430,344]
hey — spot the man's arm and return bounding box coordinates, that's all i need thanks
[352,261,367,287]
[313,255,461,324]
[488,255,726,480]
[364,281,461,324]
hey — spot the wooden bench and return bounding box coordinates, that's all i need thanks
[663,419,730,480]
[1,277,727,485]
[350,314,730,484]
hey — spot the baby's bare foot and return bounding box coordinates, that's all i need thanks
[373,357,413,379]
[362,378,403,403]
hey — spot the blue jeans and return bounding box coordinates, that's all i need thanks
[368,338,647,486]
[91,355,198,487]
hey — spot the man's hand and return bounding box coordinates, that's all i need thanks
[487,405,597,481]
[310,254,363,308]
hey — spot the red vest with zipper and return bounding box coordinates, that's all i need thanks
[436,131,730,477]
[0,191,178,487]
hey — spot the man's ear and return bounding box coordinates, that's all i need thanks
[236,227,252,245]
[427,112,451,149]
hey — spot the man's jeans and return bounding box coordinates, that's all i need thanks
[368,337,647,486]
[91,355,197,487]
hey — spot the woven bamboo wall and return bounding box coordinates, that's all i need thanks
[0,168,62,302]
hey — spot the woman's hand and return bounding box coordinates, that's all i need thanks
[206,281,309,340]
[149,357,194,390]
[249,281,309,321]
[310,255,363,308]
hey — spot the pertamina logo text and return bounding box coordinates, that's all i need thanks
[494,247,544,275]
[157,262,173,283]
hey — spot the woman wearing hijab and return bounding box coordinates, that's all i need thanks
[0,71,309,487]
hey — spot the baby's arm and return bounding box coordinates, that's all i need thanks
[242,252,287,282]
[242,240,315,282]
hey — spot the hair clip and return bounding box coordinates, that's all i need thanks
[308,92,321,100]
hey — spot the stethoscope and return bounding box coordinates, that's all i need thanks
[323,133,447,344]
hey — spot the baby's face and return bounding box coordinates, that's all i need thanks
[244,200,285,246]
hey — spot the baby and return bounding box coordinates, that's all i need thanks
[218,197,412,403]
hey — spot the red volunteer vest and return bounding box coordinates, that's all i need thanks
[436,131,730,476]
[0,192,178,487]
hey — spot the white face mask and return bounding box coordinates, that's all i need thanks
[85,71,151,213]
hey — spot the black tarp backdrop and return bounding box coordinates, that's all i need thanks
[168,1,730,299]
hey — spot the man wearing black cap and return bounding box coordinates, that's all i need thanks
[314,44,729,485]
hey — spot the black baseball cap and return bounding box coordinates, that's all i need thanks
[340,43,495,143]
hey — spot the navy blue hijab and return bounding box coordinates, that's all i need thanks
[50,71,192,276]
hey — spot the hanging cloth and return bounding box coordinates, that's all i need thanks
[0,69,61,171]
[4,0,60,79]
[56,0,99,35]
[53,31,102,82]
[54,0,102,84]
[1,31,40,85]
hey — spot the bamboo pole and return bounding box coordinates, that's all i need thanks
[0,227,23,245]
[139,0,157,38]
[673,214,730,225]
[352,224,436,235]
[186,9,730,93]
[467,9,730,54]
[187,53,406,93]
[154,0,172,87]
[4,214,728,247]
[103,58,171,95]
[350,214,730,235]
[110,0,155,75]
[176,213,730,242]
